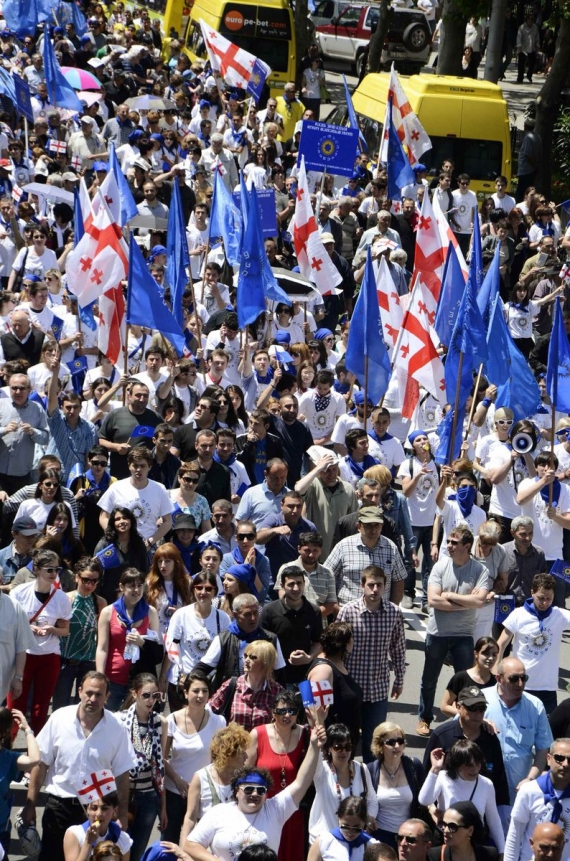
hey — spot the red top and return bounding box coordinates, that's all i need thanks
[256,722,308,798]
[106,606,150,685]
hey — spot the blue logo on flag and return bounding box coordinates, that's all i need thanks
[298,121,360,177]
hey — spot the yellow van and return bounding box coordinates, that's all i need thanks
[159,0,296,93]
[351,73,512,198]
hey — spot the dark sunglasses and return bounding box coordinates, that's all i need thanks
[140,691,163,700]
[384,737,405,746]
[340,825,362,833]
[41,566,62,574]
[441,823,467,833]
[90,460,107,467]
[396,836,419,845]
[237,533,255,540]
[505,673,528,683]
[274,707,297,716]
[180,475,199,484]
[552,754,570,765]
[79,576,99,584]
[194,585,215,593]
[462,704,486,712]
[331,743,352,752]
[241,786,267,796]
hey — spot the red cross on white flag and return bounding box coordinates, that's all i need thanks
[49,139,68,155]
[291,156,342,298]
[74,770,117,805]
[379,65,431,167]
[311,680,334,708]
[375,255,403,361]
[199,19,268,89]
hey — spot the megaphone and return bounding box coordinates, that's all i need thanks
[511,429,538,455]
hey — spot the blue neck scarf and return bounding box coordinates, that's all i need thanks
[330,829,372,858]
[214,450,236,467]
[523,596,554,632]
[84,468,111,495]
[538,476,561,508]
[255,368,274,385]
[448,485,476,518]
[232,545,260,565]
[227,619,262,643]
[82,821,121,842]
[536,771,570,822]
[334,380,350,394]
[112,594,150,631]
[346,453,377,478]
[368,429,393,445]
[510,301,529,312]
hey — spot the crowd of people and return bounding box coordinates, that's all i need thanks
[0,5,569,861]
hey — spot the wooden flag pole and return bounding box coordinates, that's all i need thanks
[464,363,484,441]
[122,323,130,405]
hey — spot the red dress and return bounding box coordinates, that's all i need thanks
[256,722,307,861]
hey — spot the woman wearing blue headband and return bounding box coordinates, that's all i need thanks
[185,708,327,861]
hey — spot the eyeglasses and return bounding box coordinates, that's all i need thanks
[180,475,199,484]
[40,566,62,574]
[237,533,255,540]
[79,576,99,584]
[496,419,513,426]
[140,691,162,700]
[90,460,108,467]
[331,743,352,752]
[384,737,406,746]
[339,825,362,833]
[459,181,470,186]
[274,707,297,716]
[43,482,59,488]
[441,823,467,833]
[505,673,528,683]
[194,585,215,593]
[462,704,486,712]
[396,836,419,845]
[447,539,460,546]
[552,754,570,765]
[240,786,267,796]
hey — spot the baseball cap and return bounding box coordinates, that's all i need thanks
[13,516,40,536]
[172,513,198,531]
[62,172,79,182]
[457,686,487,707]
[80,115,95,127]
[133,157,151,172]
[358,506,384,524]
[320,232,335,245]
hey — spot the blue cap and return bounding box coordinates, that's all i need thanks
[24,274,42,283]
[150,132,164,143]
[199,99,211,109]
[274,331,291,345]
[353,391,373,405]
[93,160,108,172]
[128,129,144,144]
[314,328,333,341]
[54,26,64,34]
[148,244,167,261]
[350,172,360,181]
[80,34,92,43]
[408,429,429,446]
[414,163,427,173]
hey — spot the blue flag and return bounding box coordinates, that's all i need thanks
[477,242,502,327]
[66,462,83,489]
[435,243,465,347]
[109,143,138,227]
[127,235,187,358]
[209,168,242,268]
[386,98,415,200]
[166,180,190,331]
[43,32,83,112]
[470,204,483,295]
[130,425,156,440]
[494,594,516,624]
[236,185,271,330]
[298,121,361,177]
[12,73,34,123]
[547,299,570,412]
[434,409,461,465]
[493,321,541,421]
[445,259,489,407]
[344,247,391,404]
[485,291,511,388]
[95,544,122,570]
[343,74,367,152]
[50,314,64,342]
[67,355,88,376]
[550,559,570,585]
[2,0,38,36]
[246,58,271,102]
[0,68,16,103]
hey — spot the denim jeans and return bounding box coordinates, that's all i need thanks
[128,790,160,861]
[419,634,474,724]
[527,689,558,716]
[161,790,187,843]
[52,660,95,710]
[106,682,130,712]
[406,525,434,598]
[361,699,388,764]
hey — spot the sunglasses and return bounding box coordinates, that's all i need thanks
[90,460,108,467]
[237,533,255,540]
[41,566,62,574]
[240,786,267,796]
[274,707,297,716]
[384,737,405,746]
[447,539,460,546]
[505,673,528,683]
[140,691,163,700]
[244,653,258,660]
[496,419,513,426]
[180,476,199,484]
[552,754,570,765]
[10,385,28,391]
[194,585,215,593]
[331,743,352,752]
[340,825,362,833]
[79,576,99,585]
[396,836,419,845]
[43,482,59,488]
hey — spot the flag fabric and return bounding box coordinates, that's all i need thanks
[2,0,38,37]
[445,255,489,407]
[434,408,460,465]
[11,185,23,204]
[106,142,138,227]
[386,99,415,200]
[398,279,446,406]
[199,19,257,89]
[345,247,392,404]
[129,425,156,440]
[127,235,187,358]
[550,559,570,585]
[375,255,403,360]
[432,192,469,278]
[547,298,570,412]
[490,299,540,421]
[166,180,190,332]
[298,121,360,177]
[343,74,367,152]
[66,462,83,489]
[298,680,315,707]
[247,57,271,102]
[494,594,516,624]
[469,204,484,295]
[67,356,88,377]
[43,32,83,113]
[310,679,334,708]
[74,770,117,804]
[49,140,68,155]
[95,544,122,569]
[74,180,97,331]
[380,65,431,166]
[209,167,242,268]
[484,291,511,389]
[292,157,342,297]
[50,314,63,342]
[412,190,446,310]
[435,244,466,347]
[560,262,570,282]
[236,184,271,329]
[477,242,502,330]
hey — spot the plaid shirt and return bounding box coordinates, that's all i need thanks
[324,534,407,605]
[209,675,282,733]
[337,597,406,701]
[47,409,98,482]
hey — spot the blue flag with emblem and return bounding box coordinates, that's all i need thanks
[127,234,187,358]
[246,58,271,102]
[550,559,570,585]
[95,544,121,570]
[2,0,39,37]
[494,594,516,624]
[109,143,138,227]
[435,243,465,347]
[236,184,270,330]
[50,314,64,342]
[386,98,415,200]
[477,242,502,327]
[345,247,391,403]
[298,120,360,177]
[209,167,242,268]
[547,299,570,412]
[166,180,190,331]
[66,462,83,489]
[67,356,88,376]
[43,29,83,113]
[130,425,155,440]
[343,74,367,153]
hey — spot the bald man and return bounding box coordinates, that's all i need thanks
[530,823,564,861]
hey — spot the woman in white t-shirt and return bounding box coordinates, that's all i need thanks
[63,791,133,861]
[8,548,72,734]
[308,796,377,861]
[503,282,562,359]
[15,469,76,532]
[8,225,59,289]
[186,719,325,861]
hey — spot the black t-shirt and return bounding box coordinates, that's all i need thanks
[446,669,496,696]
[99,406,161,479]
[261,597,322,684]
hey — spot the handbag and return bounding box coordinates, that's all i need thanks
[319,84,332,103]
[13,248,29,293]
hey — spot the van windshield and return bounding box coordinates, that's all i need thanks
[422,137,503,182]
[226,35,291,72]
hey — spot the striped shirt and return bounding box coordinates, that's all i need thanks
[324,534,407,605]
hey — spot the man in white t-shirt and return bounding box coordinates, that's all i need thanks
[487,419,536,541]
[298,369,346,446]
[133,346,170,409]
[491,175,516,214]
[451,173,478,256]
[98,447,173,547]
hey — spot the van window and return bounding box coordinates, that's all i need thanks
[223,35,290,71]
[338,6,361,26]
[314,0,336,18]
[365,7,378,27]
[147,0,167,12]
[423,137,503,181]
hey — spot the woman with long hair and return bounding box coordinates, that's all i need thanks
[118,672,166,861]
[169,462,212,533]
[216,393,246,435]
[44,502,85,569]
[441,637,499,718]
[146,543,191,637]
[96,568,161,711]
[428,801,498,861]
[94,507,149,605]
[307,621,362,743]
[15,469,74,532]
[209,641,282,731]
[225,385,249,430]
[219,565,259,615]
[296,361,317,394]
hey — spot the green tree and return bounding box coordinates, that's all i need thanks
[437,0,490,76]
[367,0,392,73]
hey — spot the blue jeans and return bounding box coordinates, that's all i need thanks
[52,660,95,710]
[527,689,558,716]
[406,525,434,598]
[361,699,388,764]
[128,790,160,861]
[162,790,187,843]
[419,634,474,724]
[107,682,130,712]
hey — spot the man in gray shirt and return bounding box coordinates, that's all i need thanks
[417,523,488,737]
[0,374,49,494]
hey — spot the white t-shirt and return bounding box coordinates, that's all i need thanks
[437,499,487,555]
[309,757,378,844]
[15,499,76,532]
[504,300,539,340]
[507,778,570,861]
[164,709,226,794]
[503,604,570,691]
[517,477,570,559]
[451,189,478,233]
[190,790,298,860]
[488,447,529,519]
[298,389,346,441]
[397,457,439,526]
[12,246,58,280]
[10,581,72,656]
[98,478,173,540]
[491,192,516,213]
[66,824,132,855]
[166,604,231,682]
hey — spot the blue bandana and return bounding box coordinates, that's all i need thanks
[523,596,554,632]
[330,828,372,858]
[536,771,570,822]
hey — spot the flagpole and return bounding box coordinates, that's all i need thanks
[188,278,206,382]
[123,324,129,405]
[449,351,464,466]
[24,118,29,173]
[464,363,483,440]
[363,355,369,425]
[550,401,556,506]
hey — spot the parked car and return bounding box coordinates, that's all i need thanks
[312,2,431,76]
